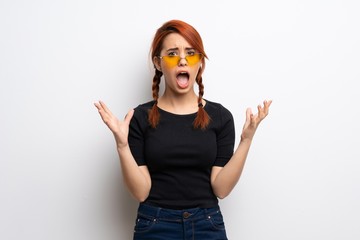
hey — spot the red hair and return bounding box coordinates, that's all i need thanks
[149,19,210,129]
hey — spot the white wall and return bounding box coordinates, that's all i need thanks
[1,0,359,239]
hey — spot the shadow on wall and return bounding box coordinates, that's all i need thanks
[102,171,138,238]
[96,59,152,238]
[118,186,138,238]
[94,146,139,238]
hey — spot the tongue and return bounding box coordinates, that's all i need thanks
[176,75,189,88]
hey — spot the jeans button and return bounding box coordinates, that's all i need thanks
[183,212,191,218]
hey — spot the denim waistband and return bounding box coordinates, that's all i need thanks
[137,203,221,222]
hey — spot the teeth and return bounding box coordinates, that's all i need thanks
[177,72,188,77]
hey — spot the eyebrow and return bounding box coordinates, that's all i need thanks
[166,47,195,52]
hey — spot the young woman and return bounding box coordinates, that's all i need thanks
[95,19,272,240]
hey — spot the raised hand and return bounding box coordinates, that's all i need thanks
[94,101,134,148]
[241,100,272,141]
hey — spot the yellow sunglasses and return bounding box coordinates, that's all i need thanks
[158,53,202,68]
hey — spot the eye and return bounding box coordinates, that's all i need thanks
[167,51,178,57]
[187,50,196,56]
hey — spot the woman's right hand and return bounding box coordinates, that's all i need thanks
[94,101,134,148]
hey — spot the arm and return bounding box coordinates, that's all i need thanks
[211,100,272,199]
[94,101,151,202]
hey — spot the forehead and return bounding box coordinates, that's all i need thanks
[162,33,192,50]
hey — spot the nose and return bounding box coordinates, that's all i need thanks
[178,56,187,66]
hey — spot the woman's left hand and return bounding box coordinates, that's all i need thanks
[241,100,272,141]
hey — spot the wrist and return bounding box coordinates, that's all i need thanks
[116,142,129,151]
[240,137,252,145]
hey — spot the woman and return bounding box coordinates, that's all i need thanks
[95,19,272,240]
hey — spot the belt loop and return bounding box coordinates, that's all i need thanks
[156,207,162,218]
[204,207,210,215]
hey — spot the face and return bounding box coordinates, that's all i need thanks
[154,33,203,95]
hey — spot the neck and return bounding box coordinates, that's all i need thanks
[158,91,199,114]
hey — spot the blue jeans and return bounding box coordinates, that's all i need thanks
[133,203,228,240]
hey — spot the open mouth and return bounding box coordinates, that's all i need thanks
[176,71,190,89]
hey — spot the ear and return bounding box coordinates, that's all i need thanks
[153,56,162,71]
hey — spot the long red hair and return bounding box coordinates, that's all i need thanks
[148,19,210,129]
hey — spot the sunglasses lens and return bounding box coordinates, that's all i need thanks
[162,56,180,67]
[161,54,202,67]
[186,54,201,66]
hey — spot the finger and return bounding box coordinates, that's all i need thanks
[246,108,252,121]
[94,102,107,118]
[94,101,112,123]
[264,99,272,107]
[99,101,112,114]
[254,103,266,121]
[250,111,257,127]
[263,99,272,115]
[257,104,262,115]
[94,102,101,110]
[244,108,252,128]
[124,109,135,125]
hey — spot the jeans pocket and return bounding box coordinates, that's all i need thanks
[134,214,156,233]
[207,210,226,231]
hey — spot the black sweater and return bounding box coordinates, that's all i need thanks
[128,100,235,209]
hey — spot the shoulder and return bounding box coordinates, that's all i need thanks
[134,100,155,112]
[132,100,155,117]
[204,99,233,118]
[204,99,234,130]
[130,100,154,126]
[205,100,235,136]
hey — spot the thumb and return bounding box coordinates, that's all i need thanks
[124,109,135,125]
[244,108,252,128]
